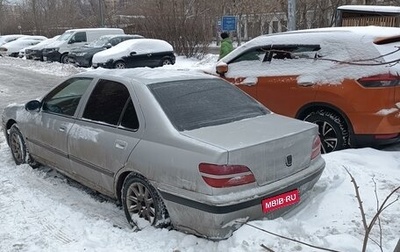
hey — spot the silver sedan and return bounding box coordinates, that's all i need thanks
[2,68,325,239]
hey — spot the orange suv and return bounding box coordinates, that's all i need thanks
[216,26,400,153]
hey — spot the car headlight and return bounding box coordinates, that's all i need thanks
[76,52,86,56]
[48,47,59,52]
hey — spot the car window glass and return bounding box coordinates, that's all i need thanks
[230,48,267,63]
[110,38,120,46]
[120,98,139,130]
[149,79,269,131]
[268,45,321,61]
[83,79,130,125]
[71,32,87,43]
[42,77,92,116]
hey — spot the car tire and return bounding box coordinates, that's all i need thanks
[122,173,170,230]
[60,54,69,64]
[160,57,172,66]
[8,124,41,168]
[114,61,126,69]
[304,110,348,153]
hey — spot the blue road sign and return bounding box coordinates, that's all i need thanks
[222,16,236,31]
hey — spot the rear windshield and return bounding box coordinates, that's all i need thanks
[148,78,269,131]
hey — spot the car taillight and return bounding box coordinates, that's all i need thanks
[358,73,400,87]
[199,163,255,188]
[311,135,321,160]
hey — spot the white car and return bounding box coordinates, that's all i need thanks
[0,34,26,46]
[0,38,45,57]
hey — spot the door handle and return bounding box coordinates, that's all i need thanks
[59,126,66,132]
[115,140,127,150]
[298,82,314,87]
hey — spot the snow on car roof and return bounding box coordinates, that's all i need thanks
[337,5,400,13]
[0,39,42,49]
[92,38,173,64]
[80,67,217,85]
[218,26,400,85]
[24,36,60,50]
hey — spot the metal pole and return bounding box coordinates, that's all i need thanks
[99,0,104,27]
[288,0,296,31]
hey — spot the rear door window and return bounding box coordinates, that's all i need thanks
[83,79,132,126]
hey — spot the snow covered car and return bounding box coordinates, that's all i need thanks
[25,36,60,60]
[2,68,325,239]
[68,34,143,67]
[0,36,47,57]
[0,34,26,46]
[92,38,175,69]
[216,26,400,153]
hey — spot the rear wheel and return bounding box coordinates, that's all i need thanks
[160,57,172,66]
[304,110,348,153]
[122,174,169,230]
[8,124,40,168]
[114,61,126,69]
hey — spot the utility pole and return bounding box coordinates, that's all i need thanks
[99,0,104,27]
[288,0,296,31]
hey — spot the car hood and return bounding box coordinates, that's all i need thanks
[180,113,318,186]
[44,40,64,49]
[70,46,104,54]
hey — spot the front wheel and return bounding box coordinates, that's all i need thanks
[8,124,40,168]
[122,174,170,230]
[114,61,126,69]
[304,110,349,153]
[60,54,69,64]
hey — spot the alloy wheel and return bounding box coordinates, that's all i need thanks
[126,182,155,224]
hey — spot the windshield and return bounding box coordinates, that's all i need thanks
[149,78,269,131]
[87,36,110,47]
[58,31,74,41]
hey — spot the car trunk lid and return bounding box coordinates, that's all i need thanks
[180,114,317,186]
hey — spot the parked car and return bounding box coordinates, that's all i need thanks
[68,34,143,67]
[25,36,60,60]
[2,68,324,239]
[0,38,46,57]
[42,28,125,63]
[215,26,400,153]
[0,34,26,46]
[92,38,175,69]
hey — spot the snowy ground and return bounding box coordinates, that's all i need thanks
[0,56,399,252]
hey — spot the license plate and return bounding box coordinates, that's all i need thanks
[262,189,300,213]
[43,56,47,61]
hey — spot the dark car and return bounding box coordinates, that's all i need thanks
[92,38,175,69]
[25,36,60,61]
[68,34,143,67]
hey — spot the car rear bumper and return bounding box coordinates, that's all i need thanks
[158,157,325,239]
[351,133,400,148]
[348,111,400,147]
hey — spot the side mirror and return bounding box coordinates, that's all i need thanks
[216,64,228,77]
[25,100,41,111]
[105,43,112,49]
[130,51,137,56]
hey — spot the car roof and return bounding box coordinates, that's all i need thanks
[220,26,400,62]
[77,68,219,85]
[98,34,144,40]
